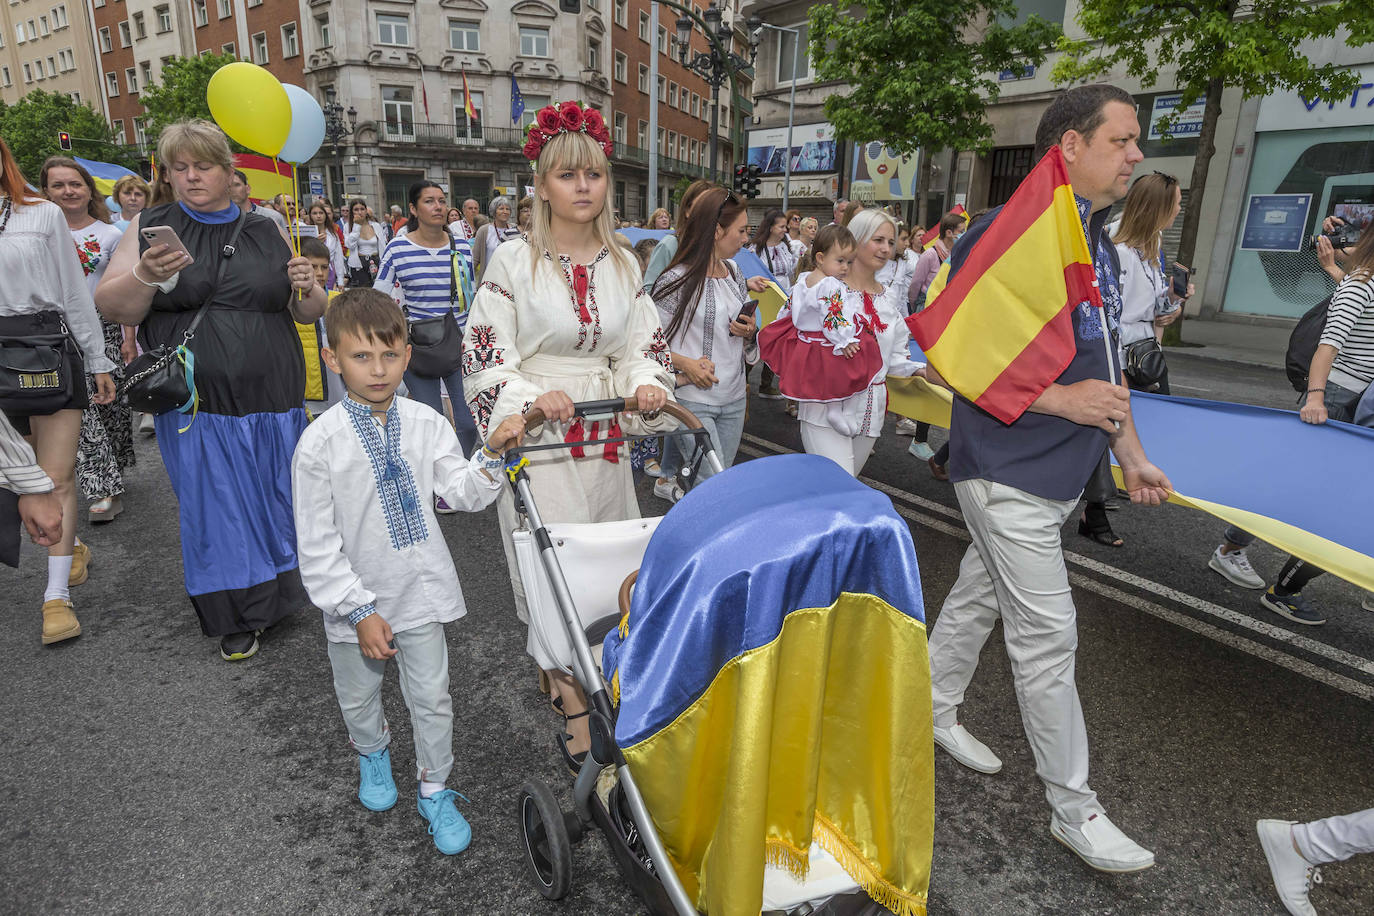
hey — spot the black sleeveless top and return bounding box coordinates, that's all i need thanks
[137,202,305,417]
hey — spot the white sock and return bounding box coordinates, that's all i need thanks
[419,780,446,799]
[44,555,73,602]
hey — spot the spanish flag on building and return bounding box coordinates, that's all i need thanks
[908,147,1098,424]
[602,454,934,915]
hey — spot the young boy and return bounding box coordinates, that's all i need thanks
[291,288,525,855]
[298,236,341,406]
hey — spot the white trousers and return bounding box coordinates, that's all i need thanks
[1295,808,1374,864]
[800,421,878,477]
[928,478,1103,824]
[327,621,454,785]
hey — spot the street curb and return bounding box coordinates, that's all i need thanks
[1163,348,1284,372]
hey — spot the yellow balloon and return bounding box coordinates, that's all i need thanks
[206,62,292,157]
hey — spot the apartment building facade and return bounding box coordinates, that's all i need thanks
[0,0,101,107]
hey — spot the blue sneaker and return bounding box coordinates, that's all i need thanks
[357,748,397,812]
[417,788,472,855]
[1261,588,1326,626]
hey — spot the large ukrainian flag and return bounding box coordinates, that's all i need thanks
[603,454,934,915]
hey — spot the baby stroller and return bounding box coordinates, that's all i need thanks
[505,396,930,916]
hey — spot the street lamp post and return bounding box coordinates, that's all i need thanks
[755,22,799,211]
[672,3,761,178]
[323,87,358,204]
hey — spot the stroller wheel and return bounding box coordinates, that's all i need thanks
[517,779,573,899]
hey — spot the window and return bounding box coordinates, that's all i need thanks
[377,13,409,46]
[134,118,147,149]
[23,63,33,83]
[668,131,677,159]
[613,0,626,28]
[657,25,667,55]
[637,64,648,93]
[118,21,130,46]
[657,75,665,102]
[518,26,548,57]
[1,66,9,88]
[587,39,599,71]
[613,51,626,83]
[613,111,626,144]
[637,11,648,41]
[15,23,24,44]
[586,0,597,8]
[453,89,483,139]
[94,0,105,7]
[54,4,68,28]
[125,67,137,92]
[216,0,230,18]
[192,0,207,27]
[615,180,626,216]
[247,0,261,7]
[141,60,152,87]
[381,85,415,137]
[98,27,110,52]
[111,119,124,142]
[155,5,171,32]
[252,31,268,64]
[45,56,55,77]
[517,93,549,129]
[637,120,647,148]
[315,13,330,48]
[448,19,478,51]
[668,82,677,107]
[777,24,811,83]
[657,127,664,155]
[281,22,298,58]
[690,139,698,165]
[105,71,118,95]
[39,15,49,35]
[133,12,147,39]
[58,47,72,70]
[221,42,234,55]
[692,93,701,118]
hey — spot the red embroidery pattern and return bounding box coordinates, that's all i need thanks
[644,328,673,372]
[571,264,592,323]
[74,237,102,276]
[559,259,590,351]
[462,324,504,375]
[859,291,889,334]
[480,280,516,302]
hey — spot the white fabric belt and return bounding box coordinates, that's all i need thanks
[521,354,613,377]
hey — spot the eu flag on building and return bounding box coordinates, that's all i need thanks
[510,75,526,125]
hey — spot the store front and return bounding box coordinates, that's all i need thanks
[1222,65,1374,318]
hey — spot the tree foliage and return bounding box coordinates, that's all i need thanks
[0,90,134,184]
[808,0,1062,157]
[140,52,244,151]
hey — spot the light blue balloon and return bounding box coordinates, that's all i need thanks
[278,84,326,165]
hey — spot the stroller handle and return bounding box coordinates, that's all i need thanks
[521,396,707,433]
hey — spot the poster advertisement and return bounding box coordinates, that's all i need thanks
[746,122,838,175]
[850,141,920,201]
[1147,93,1207,140]
[1239,193,1313,252]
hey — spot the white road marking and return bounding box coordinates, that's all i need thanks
[738,434,1374,700]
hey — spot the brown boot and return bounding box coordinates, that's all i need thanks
[69,541,90,587]
[42,599,81,644]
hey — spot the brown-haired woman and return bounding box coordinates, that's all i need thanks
[0,141,116,644]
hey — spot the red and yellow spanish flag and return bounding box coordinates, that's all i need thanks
[461,69,477,121]
[232,153,295,204]
[917,204,967,251]
[907,147,1100,424]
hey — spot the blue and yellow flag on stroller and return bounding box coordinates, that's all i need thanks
[604,454,934,915]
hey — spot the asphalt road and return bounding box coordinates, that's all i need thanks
[3,355,1371,915]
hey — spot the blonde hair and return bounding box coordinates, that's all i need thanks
[1112,173,1179,264]
[112,174,151,204]
[648,207,671,229]
[848,208,898,248]
[527,129,633,276]
[156,119,234,175]
[799,216,818,233]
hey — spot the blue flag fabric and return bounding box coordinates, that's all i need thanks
[614,227,672,246]
[731,246,771,282]
[510,75,526,125]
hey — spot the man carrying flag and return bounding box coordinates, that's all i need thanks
[914,84,1172,874]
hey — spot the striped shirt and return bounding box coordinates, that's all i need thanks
[373,235,477,323]
[0,413,53,494]
[1321,274,1374,388]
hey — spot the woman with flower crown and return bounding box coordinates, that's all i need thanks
[461,101,674,772]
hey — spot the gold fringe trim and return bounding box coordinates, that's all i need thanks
[610,668,620,707]
[814,814,928,916]
[763,836,813,881]
[618,606,630,639]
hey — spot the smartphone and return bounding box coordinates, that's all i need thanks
[139,225,194,263]
[1170,263,1191,298]
[737,299,759,321]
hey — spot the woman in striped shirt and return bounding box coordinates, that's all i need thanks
[374,181,479,458]
[1302,229,1374,425]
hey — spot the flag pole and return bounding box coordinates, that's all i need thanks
[1095,296,1120,430]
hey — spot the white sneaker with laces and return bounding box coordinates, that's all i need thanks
[1209,545,1266,589]
[1257,819,1320,916]
[932,723,1002,774]
[894,418,921,436]
[1050,812,1155,873]
[653,478,683,504]
[908,440,936,461]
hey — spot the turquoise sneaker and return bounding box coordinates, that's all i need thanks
[357,748,397,812]
[417,788,472,855]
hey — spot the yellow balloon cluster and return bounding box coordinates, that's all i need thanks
[206,62,292,157]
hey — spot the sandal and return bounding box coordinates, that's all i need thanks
[928,458,949,482]
[557,708,591,775]
[643,458,663,478]
[88,495,123,524]
[1078,504,1123,547]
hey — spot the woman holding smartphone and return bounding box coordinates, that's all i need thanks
[650,187,758,502]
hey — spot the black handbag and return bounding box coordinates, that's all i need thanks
[0,315,83,415]
[1122,337,1168,392]
[405,231,467,379]
[122,209,247,416]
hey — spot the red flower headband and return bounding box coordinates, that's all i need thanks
[522,101,615,166]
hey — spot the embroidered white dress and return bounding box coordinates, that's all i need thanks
[291,396,502,645]
[462,237,675,624]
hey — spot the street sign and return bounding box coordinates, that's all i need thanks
[309,170,325,196]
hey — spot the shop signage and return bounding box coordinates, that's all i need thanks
[1256,66,1374,132]
[998,64,1036,81]
[746,122,838,175]
[1239,193,1313,252]
[1147,93,1207,139]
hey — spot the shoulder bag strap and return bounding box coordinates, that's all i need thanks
[179,207,250,345]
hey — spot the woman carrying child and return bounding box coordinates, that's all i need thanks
[461,101,674,772]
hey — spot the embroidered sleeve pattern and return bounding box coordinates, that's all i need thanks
[480,280,516,303]
[822,292,849,330]
[344,404,430,551]
[471,381,509,438]
[462,324,505,375]
[644,327,673,372]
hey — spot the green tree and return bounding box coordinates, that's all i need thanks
[1054,0,1374,343]
[140,52,244,150]
[0,89,134,183]
[809,0,1061,224]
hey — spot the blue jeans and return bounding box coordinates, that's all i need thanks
[404,367,478,456]
[667,396,746,483]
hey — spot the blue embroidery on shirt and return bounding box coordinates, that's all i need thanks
[1073,195,1122,345]
[343,397,429,550]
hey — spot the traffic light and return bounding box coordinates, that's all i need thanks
[58,130,72,151]
[744,164,762,200]
[733,164,748,195]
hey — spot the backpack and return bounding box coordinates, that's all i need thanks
[1285,294,1331,392]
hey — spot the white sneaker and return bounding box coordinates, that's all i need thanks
[1050,812,1155,873]
[653,478,683,504]
[1362,592,1374,612]
[894,418,921,436]
[908,440,936,461]
[932,723,1002,774]
[1257,819,1320,916]
[1209,545,1266,589]
[138,412,156,437]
